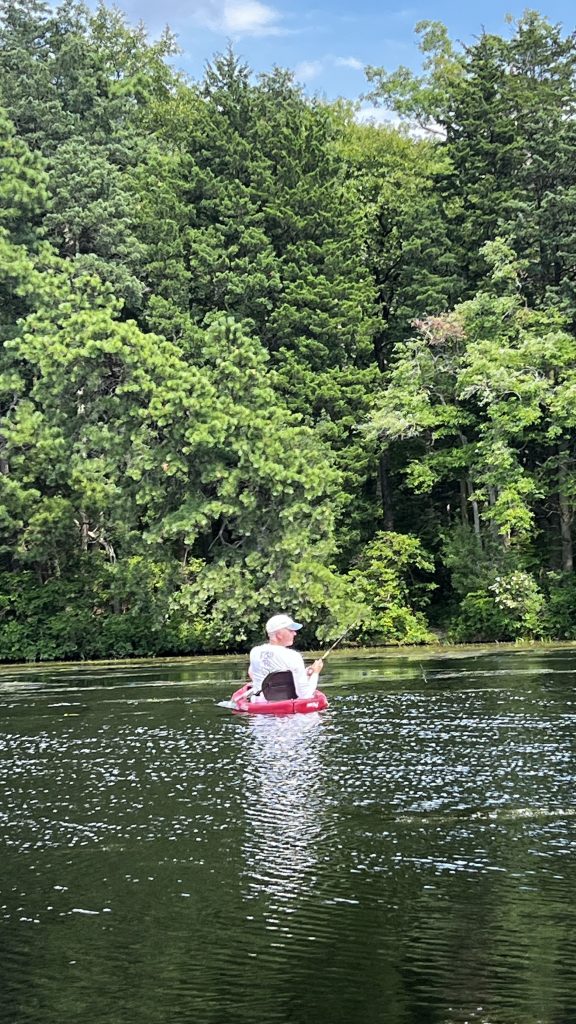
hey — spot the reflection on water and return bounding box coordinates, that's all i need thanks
[1,647,576,1023]
[242,714,328,889]
[243,716,337,922]
[237,715,333,977]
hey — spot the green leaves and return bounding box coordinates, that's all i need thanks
[365,20,464,132]
[0,244,348,653]
[345,531,436,645]
[5,2,576,656]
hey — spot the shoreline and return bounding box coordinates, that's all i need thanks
[2,638,576,674]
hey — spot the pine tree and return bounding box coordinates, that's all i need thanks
[0,0,178,313]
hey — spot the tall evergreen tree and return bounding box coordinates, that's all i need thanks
[0,106,49,341]
[365,13,576,317]
[149,52,382,563]
[0,0,177,312]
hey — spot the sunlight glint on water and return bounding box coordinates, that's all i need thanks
[1,646,576,1024]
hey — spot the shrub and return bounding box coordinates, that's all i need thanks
[346,531,436,645]
[449,570,545,642]
[542,572,576,640]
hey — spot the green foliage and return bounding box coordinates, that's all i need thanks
[366,13,576,315]
[448,590,513,644]
[490,571,546,636]
[4,3,576,659]
[341,116,461,364]
[0,558,183,661]
[0,0,178,313]
[440,524,513,597]
[152,56,381,558]
[0,107,48,242]
[450,571,545,643]
[365,20,464,132]
[346,531,436,645]
[370,242,576,553]
[542,573,576,640]
[0,106,50,344]
[0,249,348,656]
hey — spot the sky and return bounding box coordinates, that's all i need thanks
[105,0,576,119]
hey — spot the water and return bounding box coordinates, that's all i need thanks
[1,646,576,1024]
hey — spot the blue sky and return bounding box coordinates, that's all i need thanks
[110,0,576,117]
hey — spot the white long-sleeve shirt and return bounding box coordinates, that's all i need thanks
[248,643,317,700]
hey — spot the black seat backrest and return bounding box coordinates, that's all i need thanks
[262,670,297,702]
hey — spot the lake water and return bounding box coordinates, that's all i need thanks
[1,646,576,1024]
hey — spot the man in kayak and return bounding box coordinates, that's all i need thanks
[248,614,324,703]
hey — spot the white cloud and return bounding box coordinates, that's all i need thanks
[354,105,393,124]
[391,7,419,21]
[354,105,446,139]
[292,54,365,85]
[355,105,399,125]
[221,1,284,35]
[293,59,325,81]
[335,56,364,70]
[169,0,284,36]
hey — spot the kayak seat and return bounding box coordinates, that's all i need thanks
[262,670,297,702]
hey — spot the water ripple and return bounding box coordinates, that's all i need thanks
[1,650,576,1024]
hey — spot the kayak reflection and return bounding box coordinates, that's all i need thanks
[240,713,332,900]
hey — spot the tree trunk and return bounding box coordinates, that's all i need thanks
[465,476,481,539]
[80,516,89,552]
[378,453,394,531]
[558,442,573,572]
[460,478,469,527]
[0,435,8,476]
[487,484,501,538]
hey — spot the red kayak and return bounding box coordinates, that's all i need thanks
[230,682,329,715]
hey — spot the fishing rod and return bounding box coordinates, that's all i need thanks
[320,623,357,660]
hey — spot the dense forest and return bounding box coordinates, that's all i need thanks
[1,0,576,660]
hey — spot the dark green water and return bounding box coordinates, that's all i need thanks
[1,647,576,1024]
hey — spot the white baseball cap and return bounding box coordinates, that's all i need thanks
[266,614,303,634]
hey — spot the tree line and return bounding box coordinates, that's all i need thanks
[1,1,576,660]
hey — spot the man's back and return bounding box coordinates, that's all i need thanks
[249,643,313,698]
